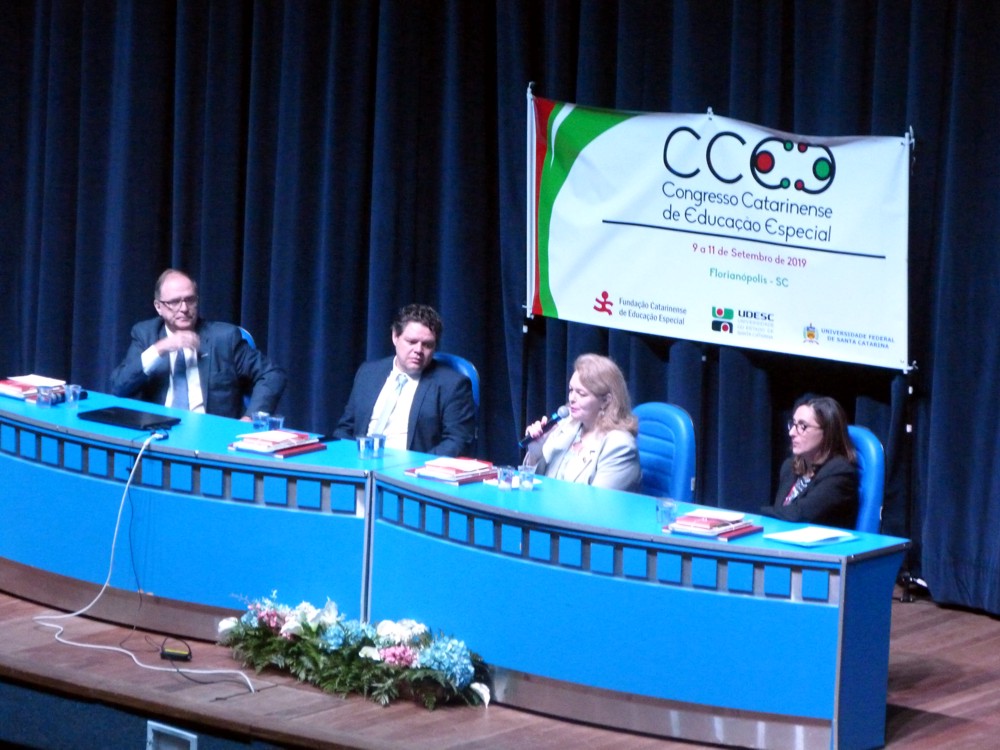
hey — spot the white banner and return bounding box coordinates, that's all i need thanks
[528,94,911,370]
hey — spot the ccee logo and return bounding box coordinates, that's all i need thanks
[750,138,835,195]
[664,127,836,195]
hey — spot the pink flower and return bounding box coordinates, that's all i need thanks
[250,602,286,632]
[380,644,417,667]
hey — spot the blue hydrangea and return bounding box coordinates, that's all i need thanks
[322,619,375,651]
[344,619,376,645]
[321,626,346,650]
[416,637,474,689]
[240,610,259,627]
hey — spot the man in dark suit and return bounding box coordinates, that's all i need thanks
[110,269,286,420]
[334,304,475,456]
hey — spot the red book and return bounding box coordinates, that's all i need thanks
[0,374,66,399]
[670,509,747,532]
[404,466,498,485]
[230,429,318,454]
[715,524,764,542]
[0,379,39,399]
[273,443,328,459]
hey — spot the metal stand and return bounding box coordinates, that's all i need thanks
[895,371,927,602]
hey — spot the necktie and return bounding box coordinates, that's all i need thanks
[172,350,189,410]
[372,373,407,435]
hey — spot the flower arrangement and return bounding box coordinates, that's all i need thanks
[217,593,490,710]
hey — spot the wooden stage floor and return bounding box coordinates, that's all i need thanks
[1,586,999,749]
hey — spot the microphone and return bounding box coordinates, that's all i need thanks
[519,405,570,449]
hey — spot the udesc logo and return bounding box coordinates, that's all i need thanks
[712,306,776,339]
[711,307,734,333]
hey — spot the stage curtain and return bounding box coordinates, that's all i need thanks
[2,1,999,613]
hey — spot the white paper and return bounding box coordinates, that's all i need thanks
[424,456,493,471]
[8,374,66,387]
[764,526,855,546]
[235,429,306,442]
[682,508,745,522]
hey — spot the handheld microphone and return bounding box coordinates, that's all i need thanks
[519,405,570,449]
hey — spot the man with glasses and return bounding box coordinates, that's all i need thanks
[110,269,286,420]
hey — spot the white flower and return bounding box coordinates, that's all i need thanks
[376,618,428,644]
[398,618,428,639]
[275,601,312,637]
[217,616,239,638]
[469,682,491,706]
[359,646,382,661]
[312,599,340,628]
[291,600,319,622]
[375,619,403,643]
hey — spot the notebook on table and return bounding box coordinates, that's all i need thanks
[77,406,181,431]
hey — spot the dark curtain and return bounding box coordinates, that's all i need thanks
[2,0,998,614]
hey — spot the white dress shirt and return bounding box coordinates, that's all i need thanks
[141,341,206,413]
[367,366,419,450]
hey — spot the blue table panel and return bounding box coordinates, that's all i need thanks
[0,393,427,615]
[369,468,908,748]
[371,521,842,717]
[0,451,366,610]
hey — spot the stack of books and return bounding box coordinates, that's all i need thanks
[229,429,323,458]
[404,457,497,485]
[667,509,763,542]
[0,374,66,400]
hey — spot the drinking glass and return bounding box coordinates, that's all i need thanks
[65,384,83,409]
[497,465,516,489]
[35,385,53,407]
[655,498,678,529]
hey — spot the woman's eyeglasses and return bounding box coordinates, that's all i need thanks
[787,420,821,434]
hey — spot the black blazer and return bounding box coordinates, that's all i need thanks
[110,318,287,419]
[333,356,475,456]
[763,455,859,529]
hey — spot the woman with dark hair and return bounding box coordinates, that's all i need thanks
[522,353,641,492]
[762,395,859,528]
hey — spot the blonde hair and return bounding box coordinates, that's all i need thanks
[573,353,638,435]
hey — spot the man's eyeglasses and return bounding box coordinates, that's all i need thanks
[787,420,821,434]
[157,296,199,311]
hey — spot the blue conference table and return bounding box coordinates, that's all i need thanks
[0,392,908,750]
[0,391,425,633]
[370,466,909,750]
